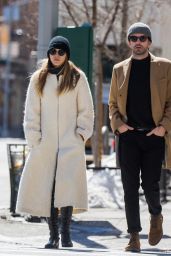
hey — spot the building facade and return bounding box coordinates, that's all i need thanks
[0,0,38,137]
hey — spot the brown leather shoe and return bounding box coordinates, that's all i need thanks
[125,232,141,252]
[148,214,163,246]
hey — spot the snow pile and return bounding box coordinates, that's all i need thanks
[87,153,124,209]
[87,168,124,209]
[87,153,146,209]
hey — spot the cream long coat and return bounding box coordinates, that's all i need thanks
[109,53,171,169]
[16,69,94,217]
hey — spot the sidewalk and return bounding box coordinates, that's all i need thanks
[0,205,171,255]
[0,138,171,255]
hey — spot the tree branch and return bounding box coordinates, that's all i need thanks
[120,0,128,44]
[135,0,148,20]
[82,0,91,23]
[61,0,79,26]
[102,0,120,45]
[92,0,97,27]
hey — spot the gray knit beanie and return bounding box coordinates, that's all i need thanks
[127,22,152,41]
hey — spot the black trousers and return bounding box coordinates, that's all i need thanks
[119,130,165,233]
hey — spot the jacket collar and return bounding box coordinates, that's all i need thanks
[149,52,157,62]
[126,52,156,63]
[122,52,156,76]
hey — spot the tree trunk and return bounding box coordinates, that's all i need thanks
[92,45,103,167]
[119,0,130,60]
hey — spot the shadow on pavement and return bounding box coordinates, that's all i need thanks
[71,220,122,249]
[125,234,171,240]
[141,248,171,255]
[37,248,109,253]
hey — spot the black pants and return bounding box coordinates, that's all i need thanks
[119,130,165,233]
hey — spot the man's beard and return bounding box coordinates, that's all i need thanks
[133,46,148,55]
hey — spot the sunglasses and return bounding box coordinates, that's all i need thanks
[49,48,66,56]
[128,35,148,42]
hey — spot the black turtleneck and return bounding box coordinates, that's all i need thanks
[126,54,155,128]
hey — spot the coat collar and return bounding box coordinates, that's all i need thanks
[124,52,156,64]
[121,57,132,82]
[122,52,157,82]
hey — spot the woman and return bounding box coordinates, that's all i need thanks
[16,36,94,249]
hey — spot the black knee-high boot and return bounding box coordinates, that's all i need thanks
[61,206,73,247]
[45,207,59,249]
[45,181,59,249]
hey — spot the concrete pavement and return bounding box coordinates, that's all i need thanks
[1,138,171,255]
[1,206,171,255]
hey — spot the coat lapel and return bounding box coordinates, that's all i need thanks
[121,57,132,88]
[150,53,162,125]
[119,57,132,115]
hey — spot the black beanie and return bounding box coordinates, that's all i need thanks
[47,35,70,59]
[127,22,152,42]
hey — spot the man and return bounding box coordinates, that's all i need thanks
[108,22,171,252]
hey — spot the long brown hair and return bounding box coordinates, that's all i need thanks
[36,59,80,96]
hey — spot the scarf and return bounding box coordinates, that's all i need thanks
[48,61,64,77]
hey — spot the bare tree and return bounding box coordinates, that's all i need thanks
[60,0,121,167]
